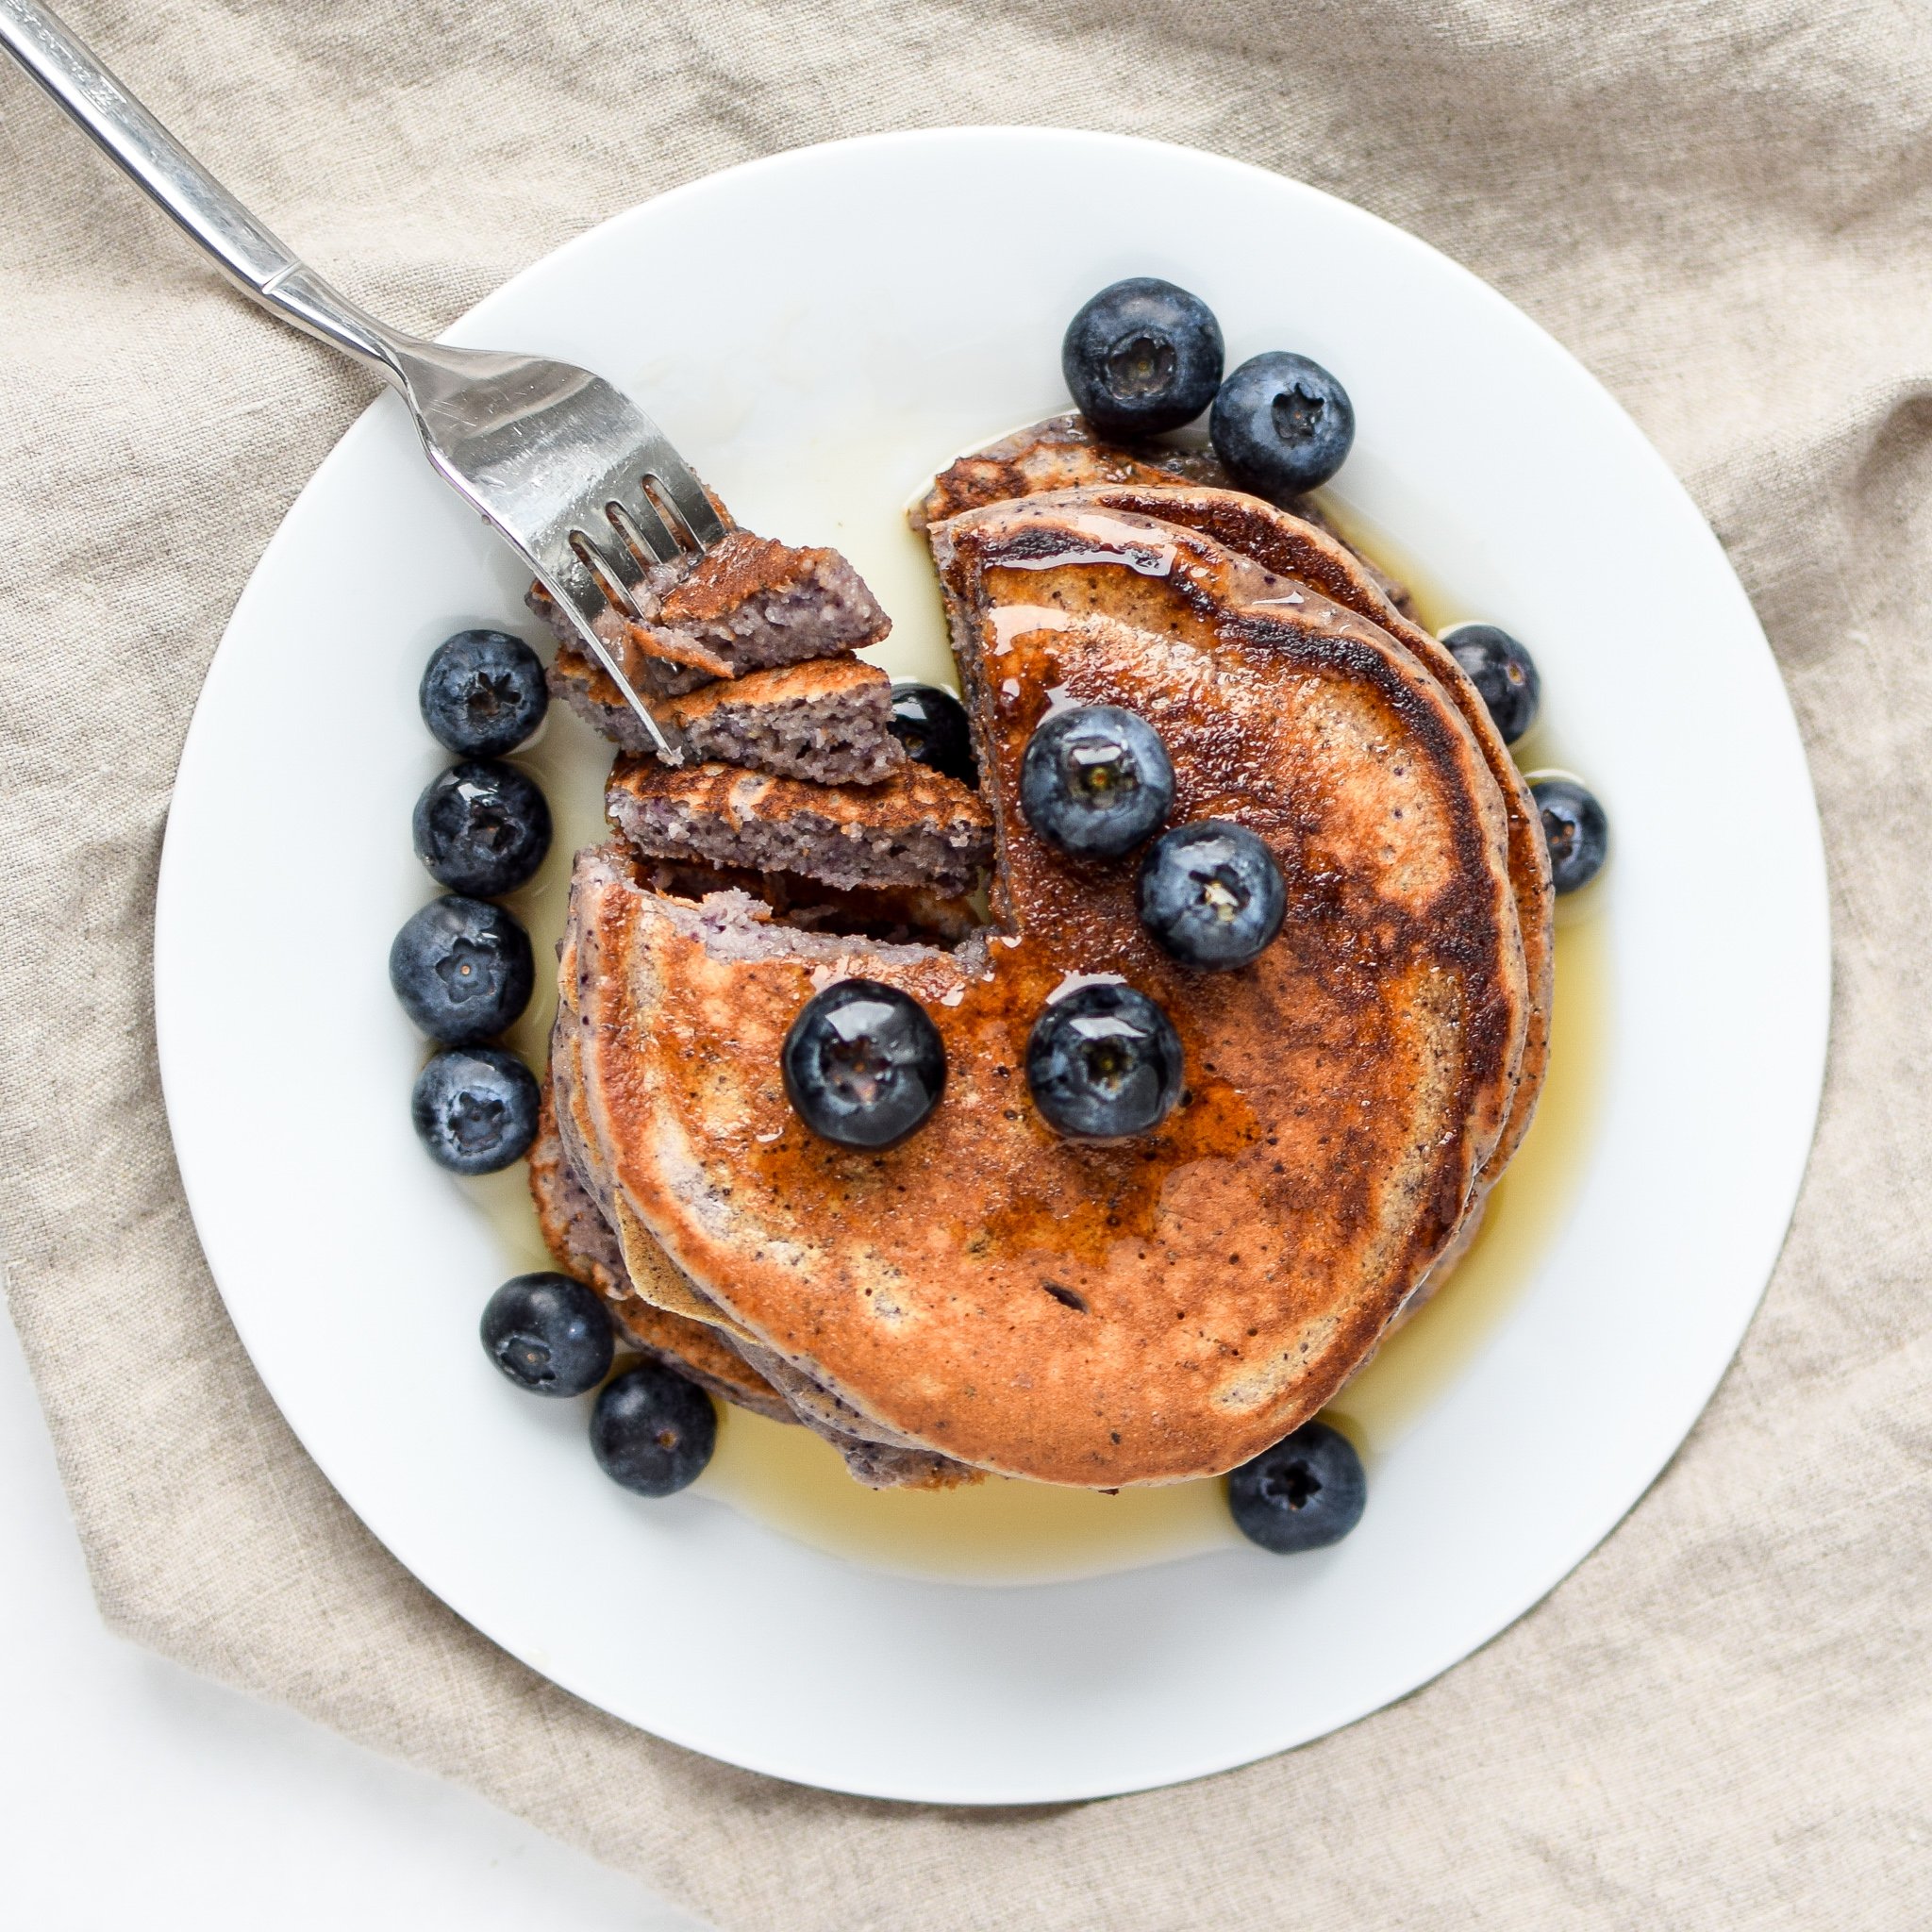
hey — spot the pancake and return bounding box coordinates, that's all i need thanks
[913,410,1229,528]
[555,503,1527,1485]
[984,481,1553,1180]
[932,495,1527,1211]
[526,525,890,700]
[551,649,906,782]
[605,755,992,896]
[912,412,1418,617]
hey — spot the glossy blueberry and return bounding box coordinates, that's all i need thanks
[389,894,534,1043]
[1531,776,1609,894]
[1020,705,1174,859]
[411,1046,541,1174]
[1441,623,1541,745]
[1061,277,1225,439]
[1227,1420,1367,1554]
[1138,821,1286,970]
[419,628,548,757]
[889,682,977,786]
[1209,351,1355,498]
[1026,982,1184,1140]
[782,979,946,1150]
[591,1362,717,1496]
[480,1272,613,1395]
[412,758,553,897]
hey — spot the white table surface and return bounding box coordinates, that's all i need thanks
[0,1307,710,1932]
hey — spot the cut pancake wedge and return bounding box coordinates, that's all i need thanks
[605,756,991,895]
[528,526,891,700]
[551,649,907,781]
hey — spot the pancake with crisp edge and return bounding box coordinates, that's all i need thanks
[986,479,1554,1183]
[551,503,1526,1484]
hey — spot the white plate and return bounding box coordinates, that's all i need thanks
[154,129,1828,1805]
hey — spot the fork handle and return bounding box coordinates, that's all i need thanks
[0,0,412,383]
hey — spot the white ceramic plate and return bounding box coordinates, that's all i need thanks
[155,129,1828,1805]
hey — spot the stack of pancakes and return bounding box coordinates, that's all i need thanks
[529,418,1551,1490]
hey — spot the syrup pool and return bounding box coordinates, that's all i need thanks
[453,443,1613,1588]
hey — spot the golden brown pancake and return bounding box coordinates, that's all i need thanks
[556,503,1526,1485]
[914,411,1229,528]
[986,481,1553,1180]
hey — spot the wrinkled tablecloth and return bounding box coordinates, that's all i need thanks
[3,2,1927,1925]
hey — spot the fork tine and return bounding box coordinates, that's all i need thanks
[541,541,611,627]
[337,328,718,764]
[607,489,683,568]
[571,521,649,615]
[537,547,678,762]
[641,448,728,549]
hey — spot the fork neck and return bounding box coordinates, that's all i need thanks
[255,264,420,390]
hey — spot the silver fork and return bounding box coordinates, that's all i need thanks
[0,0,719,760]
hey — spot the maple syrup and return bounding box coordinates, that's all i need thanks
[450,453,1612,1587]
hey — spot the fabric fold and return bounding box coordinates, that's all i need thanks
[2,3,1925,1928]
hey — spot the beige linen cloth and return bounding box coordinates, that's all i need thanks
[3,1,1928,1924]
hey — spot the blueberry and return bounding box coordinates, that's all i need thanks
[781,979,946,1150]
[411,1046,540,1174]
[1026,983,1184,1140]
[419,628,548,757]
[1531,776,1609,893]
[1061,277,1224,440]
[480,1272,613,1395]
[390,894,535,1043]
[412,759,552,897]
[1138,821,1286,970]
[1209,351,1355,498]
[889,682,977,786]
[1020,705,1174,859]
[1227,1420,1366,1553]
[1441,624,1541,745]
[591,1361,716,1496]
